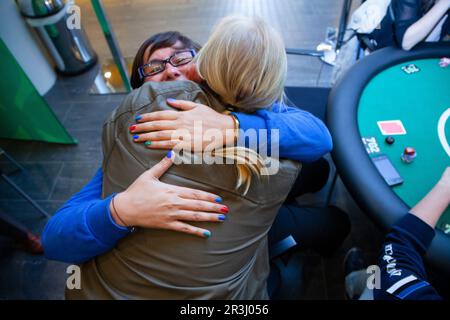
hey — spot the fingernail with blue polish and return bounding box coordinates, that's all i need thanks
[215,197,222,203]
[167,98,177,103]
[166,150,173,158]
[135,115,142,121]
[203,230,211,238]
[219,215,226,221]
[133,135,139,140]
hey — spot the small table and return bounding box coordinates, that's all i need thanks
[327,43,450,274]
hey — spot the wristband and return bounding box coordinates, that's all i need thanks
[111,195,136,233]
[223,110,240,145]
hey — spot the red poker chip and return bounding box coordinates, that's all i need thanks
[404,147,416,155]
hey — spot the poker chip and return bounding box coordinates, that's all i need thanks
[439,57,450,68]
[385,136,395,145]
[401,147,416,163]
[401,64,420,74]
[404,147,415,155]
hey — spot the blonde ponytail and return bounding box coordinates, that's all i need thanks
[195,16,287,193]
[213,146,268,195]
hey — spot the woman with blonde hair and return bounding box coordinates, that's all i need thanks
[66,15,300,299]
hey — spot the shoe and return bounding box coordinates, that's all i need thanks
[344,247,366,277]
[20,232,44,255]
[343,247,367,300]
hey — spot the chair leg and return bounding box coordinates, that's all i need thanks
[326,170,339,206]
[1,173,51,219]
[336,0,353,51]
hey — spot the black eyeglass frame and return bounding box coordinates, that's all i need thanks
[137,49,197,79]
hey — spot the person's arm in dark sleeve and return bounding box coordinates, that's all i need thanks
[233,103,333,162]
[374,168,450,300]
[393,0,450,50]
[41,168,130,264]
[374,214,442,300]
[393,0,422,47]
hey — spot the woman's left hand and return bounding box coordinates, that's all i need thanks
[130,99,236,151]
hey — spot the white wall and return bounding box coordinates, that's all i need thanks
[0,0,56,96]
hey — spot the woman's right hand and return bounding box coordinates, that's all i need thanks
[109,151,228,238]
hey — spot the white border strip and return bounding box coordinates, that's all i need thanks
[386,274,417,294]
[438,108,450,158]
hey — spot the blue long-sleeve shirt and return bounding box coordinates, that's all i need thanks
[374,213,442,300]
[236,103,332,162]
[42,105,332,263]
[42,169,130,263]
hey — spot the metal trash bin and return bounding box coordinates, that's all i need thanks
[16,0,97,75]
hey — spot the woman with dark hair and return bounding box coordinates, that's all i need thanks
[364,0,449,51]
[130,31,202,88]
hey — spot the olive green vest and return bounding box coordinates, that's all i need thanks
[66,81,300,300]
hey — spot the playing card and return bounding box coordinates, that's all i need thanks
[377,120,407,135]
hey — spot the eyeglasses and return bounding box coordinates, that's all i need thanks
[138,49,196,79]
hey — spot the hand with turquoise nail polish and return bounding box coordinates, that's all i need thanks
[130,99,236,151]
[111,153,228,238]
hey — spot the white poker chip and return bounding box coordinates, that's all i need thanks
[439,57,450,68]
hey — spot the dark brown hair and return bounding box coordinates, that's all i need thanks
[130,31,202,89]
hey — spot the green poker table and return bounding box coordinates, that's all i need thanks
[327,43,450,274]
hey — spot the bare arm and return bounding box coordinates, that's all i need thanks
[409,167,450,228]
[401,0,450,50]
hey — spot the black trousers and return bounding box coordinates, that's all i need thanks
[267,159,351,299]
[269,204,350,256]
[269,158,351,256]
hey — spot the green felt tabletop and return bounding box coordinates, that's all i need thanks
[358,58,450,235]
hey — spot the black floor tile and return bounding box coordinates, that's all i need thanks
[0,251,67,300]
[0,139,37,163]
[299,253,328,300]
[57,64,100,92]
[47,101,74,124]
[49,163,100,201]
[0,200,65,233]
[43,83,72,107]
[107,94,128,104]
[62,101,118,131]
[25,130,103,163]
[0,163,63,201]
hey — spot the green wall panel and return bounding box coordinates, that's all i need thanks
[0,38,76,144]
